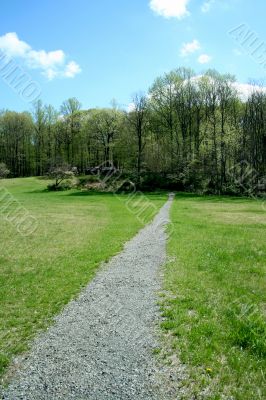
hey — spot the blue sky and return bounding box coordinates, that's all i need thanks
[0,0,265,112]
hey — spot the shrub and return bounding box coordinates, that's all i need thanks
[47,180,74,191]
[0,163,10,179]
[47,164,74,190]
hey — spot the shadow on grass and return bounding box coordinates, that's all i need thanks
[24,189,50,194]
[25,187,261,205]
[68,190,117,197]
[68,190,168,201]
[174,192,259,204]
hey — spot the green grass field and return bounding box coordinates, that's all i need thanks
[161,194,266,399]
[1,179,265,398]
[0,177,166,378]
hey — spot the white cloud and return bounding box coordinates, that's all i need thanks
[27,49,65,69]
[149,0,190,19]
[233,82,266,100]
[0,32,30,57]
[188,76,266,100]
[63,61,82,78]
[42,68,60,80]
[127,102,136,112]
[180,39,201,57]
[198,53,212,64]
[201,0,215,13]
[0,32,81,80]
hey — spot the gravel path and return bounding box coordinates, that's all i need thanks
[1,195,174,400]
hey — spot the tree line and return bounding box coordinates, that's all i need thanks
[0,67,265,194]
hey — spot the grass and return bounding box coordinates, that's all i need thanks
[161,194,266,399]
[0,177,166,379]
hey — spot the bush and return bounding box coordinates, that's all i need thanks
[47,164,74,191]
[116,180,136,194]
[78,175,101,187]
[47,180,74,191]
[0,163,10,179]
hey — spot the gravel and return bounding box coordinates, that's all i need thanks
[1,195,175,400]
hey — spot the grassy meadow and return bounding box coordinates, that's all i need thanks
[161,194,266,399]
[0,177,166,378]
[1,178,265,399]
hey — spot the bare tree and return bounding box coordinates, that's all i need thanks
[128,93,149,186]
[60,98,82,165]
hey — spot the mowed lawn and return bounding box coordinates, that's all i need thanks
[162,194,266,400]
[0,177,166,378]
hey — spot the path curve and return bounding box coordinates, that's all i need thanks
[1,195,174,400]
